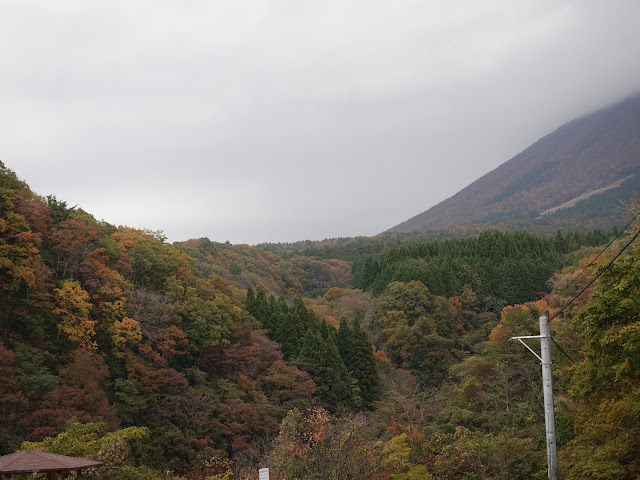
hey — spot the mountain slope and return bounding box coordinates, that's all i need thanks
[389,94,640,233]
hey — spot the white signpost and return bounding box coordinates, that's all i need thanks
[259,467,269,480]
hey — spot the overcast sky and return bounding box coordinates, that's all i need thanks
[2,1,640,244]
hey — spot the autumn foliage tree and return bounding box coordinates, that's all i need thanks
[270,407,382,480]
[21,422,158,480]
[0,342,28,453]
[0,164,53,341]
[53,280,96,349]
[561,240,640,479]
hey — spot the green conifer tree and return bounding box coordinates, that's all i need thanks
[336,317,354,369]
[297,329,354,412]
[347,319,378,409]
[245,286,255,313]
[278,296,314,359]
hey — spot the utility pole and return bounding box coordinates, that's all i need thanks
[509,310,558,480]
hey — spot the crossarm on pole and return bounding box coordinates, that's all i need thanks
[509,336,543,362]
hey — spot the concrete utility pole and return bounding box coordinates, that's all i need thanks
[509,310,558,480]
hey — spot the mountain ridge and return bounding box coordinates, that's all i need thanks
[389,94,640,233]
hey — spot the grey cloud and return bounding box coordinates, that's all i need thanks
[3,0,640,244]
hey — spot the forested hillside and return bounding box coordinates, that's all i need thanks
[0,162,319,476]
[358,229,615,302]
[1,161,639,479]
[179,238,353,297]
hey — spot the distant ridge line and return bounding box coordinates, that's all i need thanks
[387,94,640,233]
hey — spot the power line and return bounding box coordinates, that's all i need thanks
[551,336,575,364]
[550,222,640,322]
[562,215,637,290]
[546,216,637,311]
[542,216,638,363]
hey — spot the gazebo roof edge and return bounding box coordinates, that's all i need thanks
[0,450,103,474]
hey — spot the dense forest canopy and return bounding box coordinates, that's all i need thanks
[1,162,638,479]
[358,229,615,302]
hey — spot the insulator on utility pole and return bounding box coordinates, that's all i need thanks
[509,310,558,480]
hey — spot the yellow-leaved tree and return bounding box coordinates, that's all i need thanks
[53,280,96,349]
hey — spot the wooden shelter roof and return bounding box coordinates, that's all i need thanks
[0,451,102,474]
